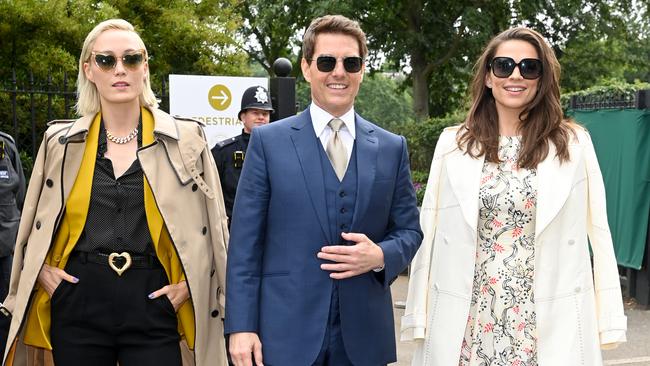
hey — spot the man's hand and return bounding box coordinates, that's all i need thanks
[37,264,78,296]
[318,232,385,279]
[148,280,190,311]
[229,332,263,366]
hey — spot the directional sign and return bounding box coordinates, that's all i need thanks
[208,84,232,110]
[169,75,268,147]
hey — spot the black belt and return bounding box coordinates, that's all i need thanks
[70,251,161,276]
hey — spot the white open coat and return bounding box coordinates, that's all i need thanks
[402,126,626,366]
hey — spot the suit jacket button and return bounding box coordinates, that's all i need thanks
[35,221,41,230]
[46,179,53,187]
[211,310,219,318]
[202,226,207,235]
[574,286,581,293]
[339,191,346,198]
[568,239,575,245]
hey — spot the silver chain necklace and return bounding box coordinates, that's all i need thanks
[106,127,138,144]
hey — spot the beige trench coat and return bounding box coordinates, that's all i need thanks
[1,107,229,366]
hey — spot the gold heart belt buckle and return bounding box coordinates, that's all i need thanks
[108,252,132,276]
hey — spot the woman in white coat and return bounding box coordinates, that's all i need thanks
[401,27,626,366]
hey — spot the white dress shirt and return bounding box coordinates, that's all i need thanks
[310,103,356,164]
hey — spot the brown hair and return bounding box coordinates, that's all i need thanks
[457,27,575,169]
[302,15,368,61]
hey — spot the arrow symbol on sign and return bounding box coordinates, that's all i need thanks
[211,90,229,105]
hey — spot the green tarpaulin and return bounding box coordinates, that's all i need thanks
[569,109,650,269]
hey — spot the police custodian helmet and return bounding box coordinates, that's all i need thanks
[238,86,274,120]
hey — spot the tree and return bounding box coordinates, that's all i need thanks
[96,0,249,82]
[355,0,511,119]
[513,0,649,91]
[0,0,117,81]
[235,1,357,77]
[0,0,248,85]
[0,0,249,157]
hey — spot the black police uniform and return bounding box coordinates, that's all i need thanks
[210,85,273,226]
[211,130,249,223]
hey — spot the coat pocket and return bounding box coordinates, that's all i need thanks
[423,287,472,365]
[537,288,599,365]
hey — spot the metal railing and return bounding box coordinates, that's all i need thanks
[569,89,649,110]
[0,69,169,158]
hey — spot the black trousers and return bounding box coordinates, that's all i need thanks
[51,253,181,366]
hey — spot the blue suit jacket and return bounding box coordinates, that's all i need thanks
[225,109,423,366]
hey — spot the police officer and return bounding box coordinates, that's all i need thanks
[211,86,273,225]
[0,131,25,355]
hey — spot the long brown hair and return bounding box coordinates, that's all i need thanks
[458,27,574,169]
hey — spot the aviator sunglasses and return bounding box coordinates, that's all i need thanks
[309,56,364,73]
[488,57,543,80]
[91,49,147,72]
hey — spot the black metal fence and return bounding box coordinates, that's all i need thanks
[0,69,169,160]
[569,89,650,110]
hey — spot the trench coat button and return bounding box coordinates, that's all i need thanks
[574,286,581,293]
[568,239,575,245]
[211,310,219,318]
[202,226,207,235]
[58,136,67,144]
[46,179,53,187]
[35,221,41,230]
[192,183,198,192]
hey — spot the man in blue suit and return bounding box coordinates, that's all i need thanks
[226,14,423,366]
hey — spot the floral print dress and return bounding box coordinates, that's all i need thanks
[459,136,538,366]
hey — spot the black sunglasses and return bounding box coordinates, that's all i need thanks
[309,56,364,73]
[489,57,542,80]
[91,50,147,72]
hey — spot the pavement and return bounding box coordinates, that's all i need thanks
[390,275,650,366]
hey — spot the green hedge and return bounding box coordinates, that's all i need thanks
[394,111,465,173]
[394,112,465,205]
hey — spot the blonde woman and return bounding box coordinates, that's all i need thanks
[402,28,626,365]
[1,19,228,366]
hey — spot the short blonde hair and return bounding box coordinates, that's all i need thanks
[76,19,158,116]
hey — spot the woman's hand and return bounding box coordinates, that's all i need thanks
[37,264,79,296]
[148,280,189,311]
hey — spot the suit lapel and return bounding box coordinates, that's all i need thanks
[446,147,484,242]
[289,110,331,242]
[534,142,582,238]
[351,116,377,230]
